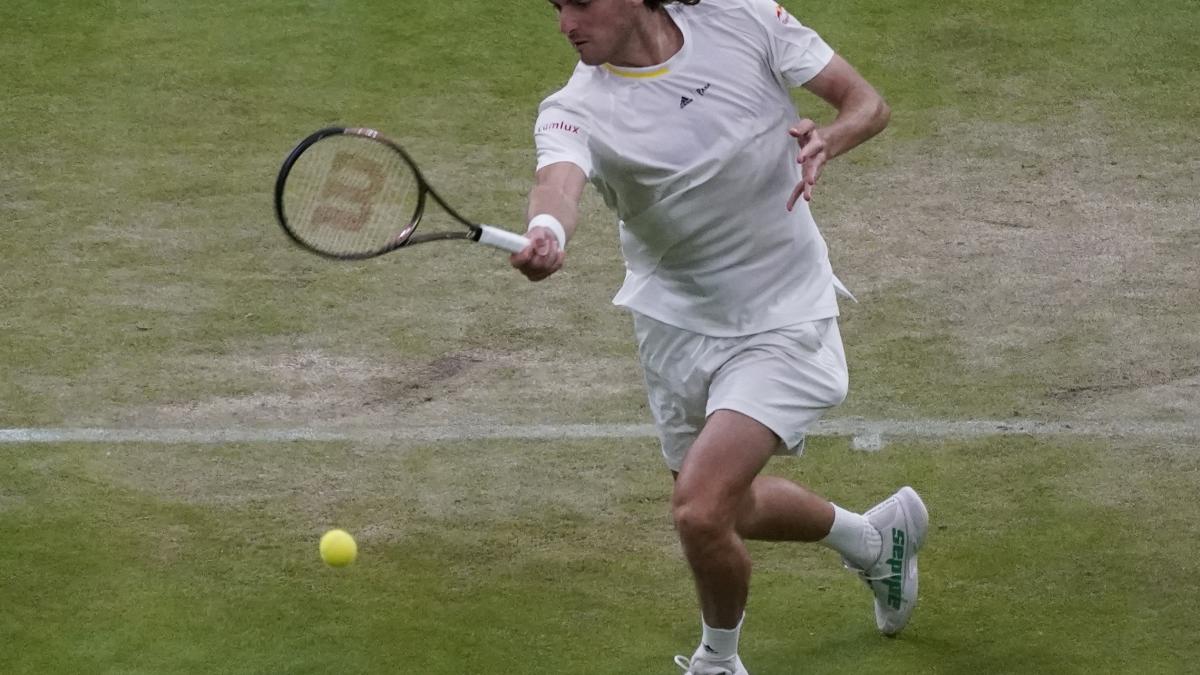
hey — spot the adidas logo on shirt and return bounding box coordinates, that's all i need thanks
[680,84,710,109]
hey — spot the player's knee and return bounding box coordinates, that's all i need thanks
[671,494,730,543]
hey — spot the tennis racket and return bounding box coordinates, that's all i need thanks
[273,126,530,259]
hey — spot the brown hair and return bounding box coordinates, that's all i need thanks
[644,0,700,9]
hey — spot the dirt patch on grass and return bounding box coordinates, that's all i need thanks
[1074,373,1200,422]
[114,348,500,426]
[112,346,644,429]
[50,111,1198,433]
[823,112,1199,421]
[0,492,27,513]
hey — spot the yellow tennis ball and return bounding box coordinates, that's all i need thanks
[319,529,357,567]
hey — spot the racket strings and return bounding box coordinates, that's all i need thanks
[285,135,420,256]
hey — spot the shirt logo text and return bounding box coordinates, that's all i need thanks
[537,120,581,134]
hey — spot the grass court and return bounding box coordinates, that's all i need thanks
[2,1,1198,672]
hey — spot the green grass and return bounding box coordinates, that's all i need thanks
[799,0,1200,139]
[2,0,1198,672]
[3,437,1197,673]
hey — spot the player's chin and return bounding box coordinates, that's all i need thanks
[576,46,605,66]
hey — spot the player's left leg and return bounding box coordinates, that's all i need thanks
[670,408,777,675]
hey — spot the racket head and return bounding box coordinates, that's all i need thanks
[274,127,434,260]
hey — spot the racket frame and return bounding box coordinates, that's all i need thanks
[274,126,525,259]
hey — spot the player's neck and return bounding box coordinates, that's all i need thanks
[608,9,682,68]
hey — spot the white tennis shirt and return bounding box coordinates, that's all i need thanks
[535,0,848,337]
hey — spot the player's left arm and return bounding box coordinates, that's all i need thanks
[787,54,890,208]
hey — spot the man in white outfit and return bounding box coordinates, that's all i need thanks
[511,1,929,672]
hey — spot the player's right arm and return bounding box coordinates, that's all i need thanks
[517,79,592,281]
[511,161,587,282]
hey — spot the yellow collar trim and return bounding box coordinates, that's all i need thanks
[602,63,670,79]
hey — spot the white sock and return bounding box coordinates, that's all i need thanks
[819,504,883,570]
[699,613,743,661]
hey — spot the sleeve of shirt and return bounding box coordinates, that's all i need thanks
[533,92,593,176]
[746,0,836,88]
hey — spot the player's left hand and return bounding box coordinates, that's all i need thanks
[787,119,827,209]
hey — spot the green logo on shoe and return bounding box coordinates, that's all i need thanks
[885,529,906,610]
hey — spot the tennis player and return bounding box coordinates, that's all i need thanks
[512,0,928,672]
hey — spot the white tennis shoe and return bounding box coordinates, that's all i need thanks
[846,486,929,636]
[674,650,749,675]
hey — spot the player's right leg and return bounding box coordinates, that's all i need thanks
[733,476,881,567]
[732,475,928,636]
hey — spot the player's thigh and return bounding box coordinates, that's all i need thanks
[673,408,779,511]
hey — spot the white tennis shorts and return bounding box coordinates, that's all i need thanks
[632,313,849,472]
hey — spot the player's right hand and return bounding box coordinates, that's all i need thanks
[510,227,564,282]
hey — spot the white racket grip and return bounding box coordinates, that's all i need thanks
[477,225,530,253]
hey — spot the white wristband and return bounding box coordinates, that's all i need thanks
[527,214,567,251]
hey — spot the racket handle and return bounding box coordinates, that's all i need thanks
[476,225,530,253]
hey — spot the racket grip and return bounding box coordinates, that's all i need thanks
[477,225,530,253]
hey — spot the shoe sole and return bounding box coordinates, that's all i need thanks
[897,486,929,552]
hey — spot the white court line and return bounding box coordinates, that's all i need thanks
[0,419,1197,445]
